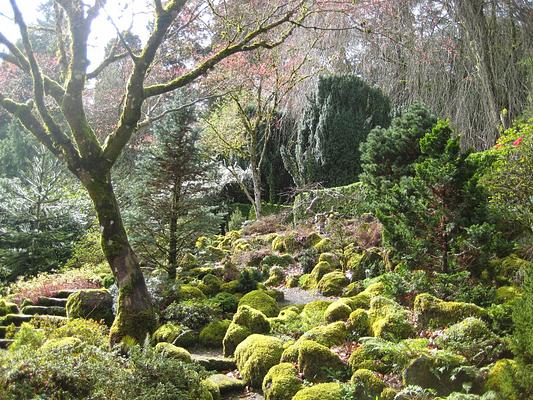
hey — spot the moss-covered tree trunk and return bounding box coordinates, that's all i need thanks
[82,172,157,345]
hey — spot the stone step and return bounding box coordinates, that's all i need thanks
[0,339,14,349]
[191,353,236,371]
[36,297,68,307]
[0,326,19,339]
[0,314,33,327]
[21,305,66,317]
[54,289,79,299]
[205,374,245,395]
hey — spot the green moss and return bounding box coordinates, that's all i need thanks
[414,293,487,328]
[152,323,182,343]
[179,284,208,301]
[324,301,351,323]
[200,379,220,400]
[220,280,239,293]
[262,363,303,400]
[318,252,339,267]
[300,321,348,347]
[222,322,252,357]
[66,289,114,326]
[299,300,330,328]
[232,305,271,333]
[0,299,19,316]
[271,234,298,253]
[202,274,222,296]
[286,276,299,288]
[155,342,192,363]
[261,254,294,268]
[234,334,284,389]
[346,309,370,338]
[304,232,323,248]
[199,320,231,348]
[485,359,520,400]
[264,266,285,287]
[317,271,348,296]
[298,274,310,288]
[283,339,345,382]
[350,282,386,309]
[238,290,279,317]
[305,261,335,289]
[292,382,343,400]
[495,286,520,303]
[350,369,386,400]
[380,387,398,400]
[180,252,201,269]
[195,236,210,249]
[497,254,532,284]
[368,296,414,342]
[206,374,245,395]
[313,238,334,252]
[343,281,364,297]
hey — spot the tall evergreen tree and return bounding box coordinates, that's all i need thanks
[292,75,390,187]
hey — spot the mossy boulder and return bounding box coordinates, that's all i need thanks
[380,387,398,400]
[0,299,19,316]
[346,309,371,338]
[350,369,386,400]
[286,276,299,288]
[223,323,252,357]
[152,323,196,347]
[305,261,335,289]
[202,274,222,295]
[495,286,520,303]
[300,321,348,347]
[261,254,294,268]
[350,282,385,309]
[292,382,343,400]
[414,293,487,328]
[485,359,520,400]
[272,234,298,253]
[313,238,334,252]
[264,266,285,287]
[65,289,113,326]
[199,320,231,348]
[234,334,284,389]
[324,301,351,323]
[436,317,505,366]
[262,363,303,400]
[303,232,322,248]
[200,379,220,400]
[206,374,245,395]
[179,284,208,301]
[368,296,414,342]
[283,339,346,382]
[317,271,348,296]
[238,290,279,317]
[155,342,192,362]
[343,281,364,297]
[403,354,478,396]
[318,252,340,268]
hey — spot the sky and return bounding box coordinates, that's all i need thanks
[0,0,152,67]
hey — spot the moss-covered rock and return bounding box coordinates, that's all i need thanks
[368,296,414,342]
[495,286,520,303]
[179,284,208,301]
[313,238,334,253]
[155,342,192,362]
[238,290,279,317]
[380,387,398,400]
[436,317,504,366]
[272,234,298,253]
[300,300,330,325]
[350,282,386,309]
[485,359,520,400]
[234,334,284,389]
[264,266,285,287]
[152,322,182,343]
[202,274,222,296]
[262,363,303,400]
[414,293,487,328]
[220,280,240,293]
[346,309,371,338]
[343,281,364,297]
[317,271,348,296]
[300,321,348,347]
[318,252,340,268]
[200,378,220,400]
[199,320,231,348]
[284,339,346,382]
[350,369,386,400]
[292,382,343,400]
[261,254,294,268]
[233,305,271,333]
[0,299,19,316]
[286,276,299,288]
[305,261,335,289]
[206,374,245,395]
[65,289,113,326]
[223,322,252,357]
[324,301,351,323]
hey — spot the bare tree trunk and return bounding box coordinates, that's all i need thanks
[167,179,181,281]
[82,172,157,345]
[251,158,262,219]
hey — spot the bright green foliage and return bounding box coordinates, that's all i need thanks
[300,321,348,347]
[262,363,303,400]
[179,285,208,301]
[238,290,279,317]
[292,382,343,400]
[222,323,252,357]
[232,306,271,333]
[199,320,231,348]
[414,293,487,329]
[291,75,390,187]
[324,301,352,323]
[317,271,348,296]
[234,334,284,389]
[349,369,386,400]
[485,359,522,400]
[346,309,371,338]
[360,105,497,272]
[368,296,414,342]
[0,299,18,316]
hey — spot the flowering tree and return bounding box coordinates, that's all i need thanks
[0,0,328,344]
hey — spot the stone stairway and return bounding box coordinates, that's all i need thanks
[0,290,78,349]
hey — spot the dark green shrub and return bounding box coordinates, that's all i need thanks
[163,300,219,330]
